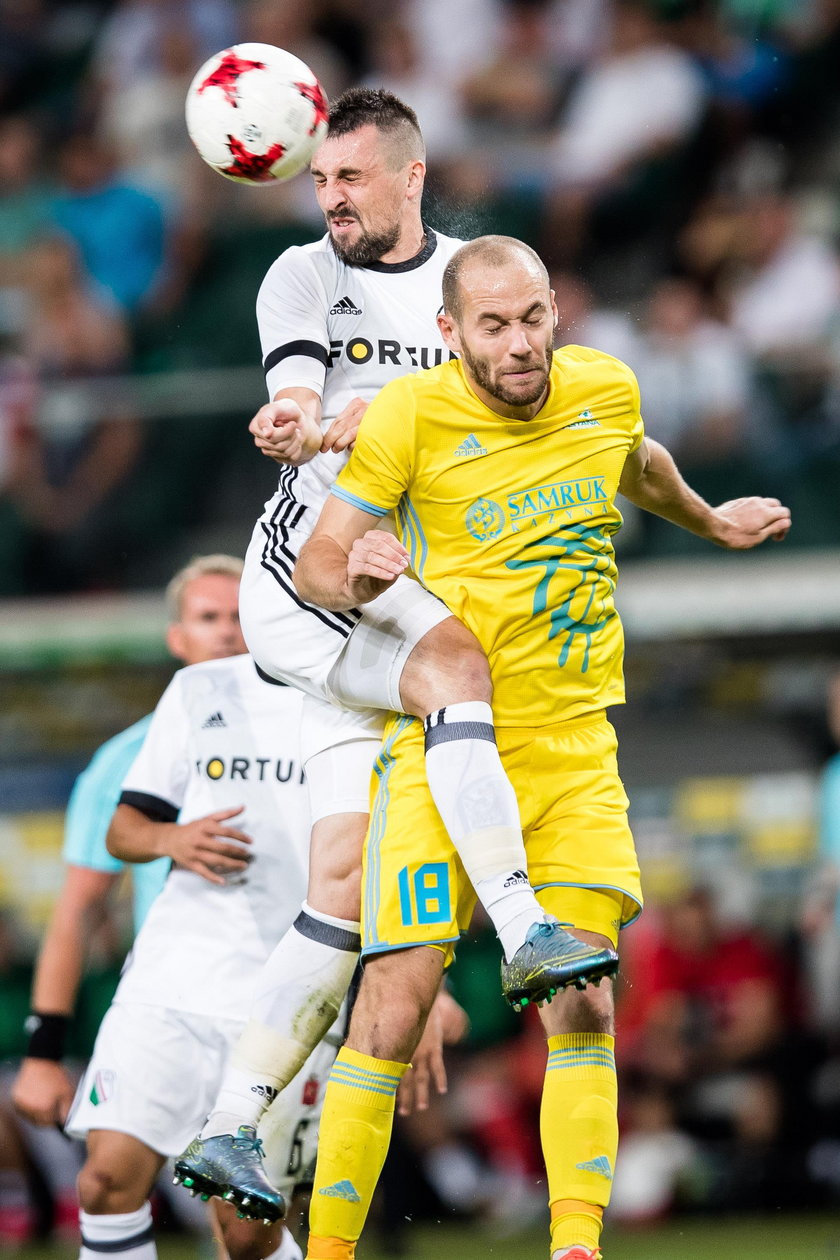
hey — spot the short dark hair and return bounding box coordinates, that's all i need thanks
[442,236,550,321]
[327,87,425,165]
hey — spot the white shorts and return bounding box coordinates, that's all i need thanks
[241,521,450,733]
[65,1002,337,1194]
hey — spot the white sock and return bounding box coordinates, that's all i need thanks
[79,1205,156,1260]
[424,701,546,960]
[201,903,359,1138]
[269,1226,303,1260]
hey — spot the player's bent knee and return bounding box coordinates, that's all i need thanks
[402,619,492,712]
[77,1161,144,1215]
[350,950,442,1060]
[542,978,615,1037]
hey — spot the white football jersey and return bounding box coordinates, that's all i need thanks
[115,654,310,1020]
[255,227,464,557]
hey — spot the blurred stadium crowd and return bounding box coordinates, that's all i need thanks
[2,0,840,1251]
[1,0,840,594]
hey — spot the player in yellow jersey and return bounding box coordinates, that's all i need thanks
[292,236,791,1260]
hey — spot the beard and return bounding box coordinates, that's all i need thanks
[327,216,402,266]
[460,336,553,409]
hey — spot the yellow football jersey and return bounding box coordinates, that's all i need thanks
[333,345,645,726]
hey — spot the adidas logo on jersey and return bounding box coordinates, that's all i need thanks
[318,1180,361,1202]
[575,1156,613,1180]
[202,711,226,728]
[330,295,362,315]
[454,433,488,458]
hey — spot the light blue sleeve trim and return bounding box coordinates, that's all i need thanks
[62,716,154,872]
[820,755,840,861]
[329,484,389,517]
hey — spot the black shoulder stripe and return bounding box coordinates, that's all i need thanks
[263,340,329,374]
[119,790,180,823]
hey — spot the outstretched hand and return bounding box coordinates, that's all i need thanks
[712,497,791,549]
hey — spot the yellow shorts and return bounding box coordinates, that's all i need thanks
[363,711,643,965]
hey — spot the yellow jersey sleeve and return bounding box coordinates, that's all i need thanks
[625,361,645,454]
[331,375,417,517]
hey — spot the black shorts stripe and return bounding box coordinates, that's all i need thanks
[260,474,360,638]
[254,662,287,685]
[263,339,329,375]
[119,790,180,823]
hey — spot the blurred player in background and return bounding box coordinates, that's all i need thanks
[291,235,791,1260]
[178,88,615,1219]
[65,650,317,1260]
[65,643,465,1260]
[11,554,245,1129]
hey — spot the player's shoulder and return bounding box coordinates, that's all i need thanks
[70,714,153,810]
[172,652,252,690]
[259,235,334,293]
[433,230,468,262]
[85,714,154,776]
[555,344,639,392]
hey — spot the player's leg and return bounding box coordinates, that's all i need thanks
[306,716,470,1258]
[213,1200,299,1260]
[191,718,373,1159]
[537,927,617,1260]
[328,579,617,994]
[76,1131,163,1260]
[510,715,642,1260]
[306,945,444,1260]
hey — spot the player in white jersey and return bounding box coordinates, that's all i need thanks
[65,654,327,1260]
[183,89,616,1224]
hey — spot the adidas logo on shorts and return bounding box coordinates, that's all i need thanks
[202,711,226,728]
[330,295,362,315]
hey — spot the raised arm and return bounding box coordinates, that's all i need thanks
[619,436,791,548]
[293,493,410,610]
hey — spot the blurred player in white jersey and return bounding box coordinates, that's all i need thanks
[180,88,616,1222]
[65,654,323,1260]
[12,555,245,1130]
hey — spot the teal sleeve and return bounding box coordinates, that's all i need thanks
[62,716,154,872]
[820,754,840,862]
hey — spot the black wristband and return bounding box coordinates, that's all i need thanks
[24,1012,69,1061]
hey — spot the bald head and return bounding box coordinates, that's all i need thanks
[442,236,550,323]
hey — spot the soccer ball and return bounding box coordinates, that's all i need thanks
[185,43,329,184]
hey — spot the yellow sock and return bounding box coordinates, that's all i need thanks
[541,1033,617,1254]
[306,1047,408,1260]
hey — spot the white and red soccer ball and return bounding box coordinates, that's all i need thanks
[185,43,329,184]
